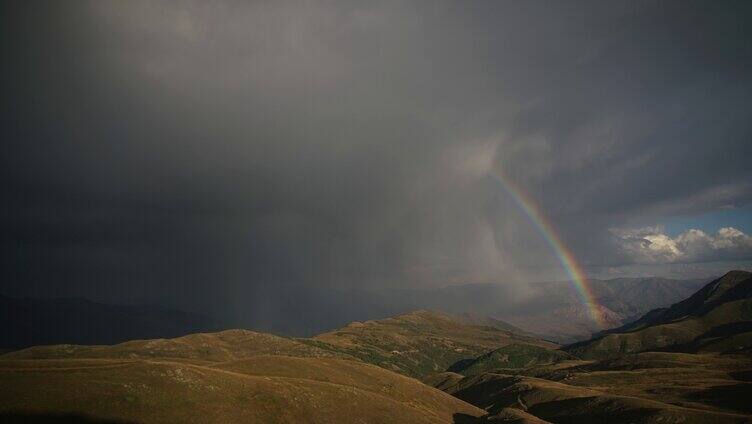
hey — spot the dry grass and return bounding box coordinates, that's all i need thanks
[0,355,485,423]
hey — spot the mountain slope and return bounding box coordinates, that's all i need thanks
[441,372,749,424]
[448,344,575,376]
[566,270,752,359]
[309,310,557,379]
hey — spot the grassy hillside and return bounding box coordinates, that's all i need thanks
[434,352,752,423]
[567,271,752,359]
[17,307,748,423]
[448,344,574,376]
[0,309,556,422]
[5,310,548,381]
[309,310,558,379]
[0,355,485,423]
[559,351,752,414]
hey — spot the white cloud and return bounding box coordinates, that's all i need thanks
[611,225,752,264]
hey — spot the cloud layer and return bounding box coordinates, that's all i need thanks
[1,1,751,318]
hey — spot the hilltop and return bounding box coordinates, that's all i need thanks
[2,328,349,362]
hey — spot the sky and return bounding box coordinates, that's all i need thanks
[2,1,752,314]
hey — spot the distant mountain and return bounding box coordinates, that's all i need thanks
[207,284,536,338]
[566,270,752,359]
[1,275,709,351]
[210,277,707,344]
[498,277,709,343]
[0,295,219,349]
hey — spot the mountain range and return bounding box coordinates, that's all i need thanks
[0,275,707,350]
[567,270,752,358]
[429,270,752,422]
[224,276,709,343]
[500,277,709,342]
[2,271,750,422]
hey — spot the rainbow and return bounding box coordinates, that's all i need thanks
[489,170,605,329]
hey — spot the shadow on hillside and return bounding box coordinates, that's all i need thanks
[525,397,654,424]
[730,369,752,382]
[452,413,484,423]
[0,413,138,424]
[697,321,752,339]
[447,359,475,373]
[684,383,752,413]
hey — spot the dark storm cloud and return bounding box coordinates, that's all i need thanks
[2,0,752,317]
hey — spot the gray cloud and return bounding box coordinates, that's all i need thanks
[2,0,751,321]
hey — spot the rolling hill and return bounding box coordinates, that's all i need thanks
[447,344,575,376]
[308,310,557,379]
[2,329,349,362]
[1,312,527,423]
[566,270,752,359]
[0,310,557,422]
[0,355,485,423]
[4,310,551,380]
